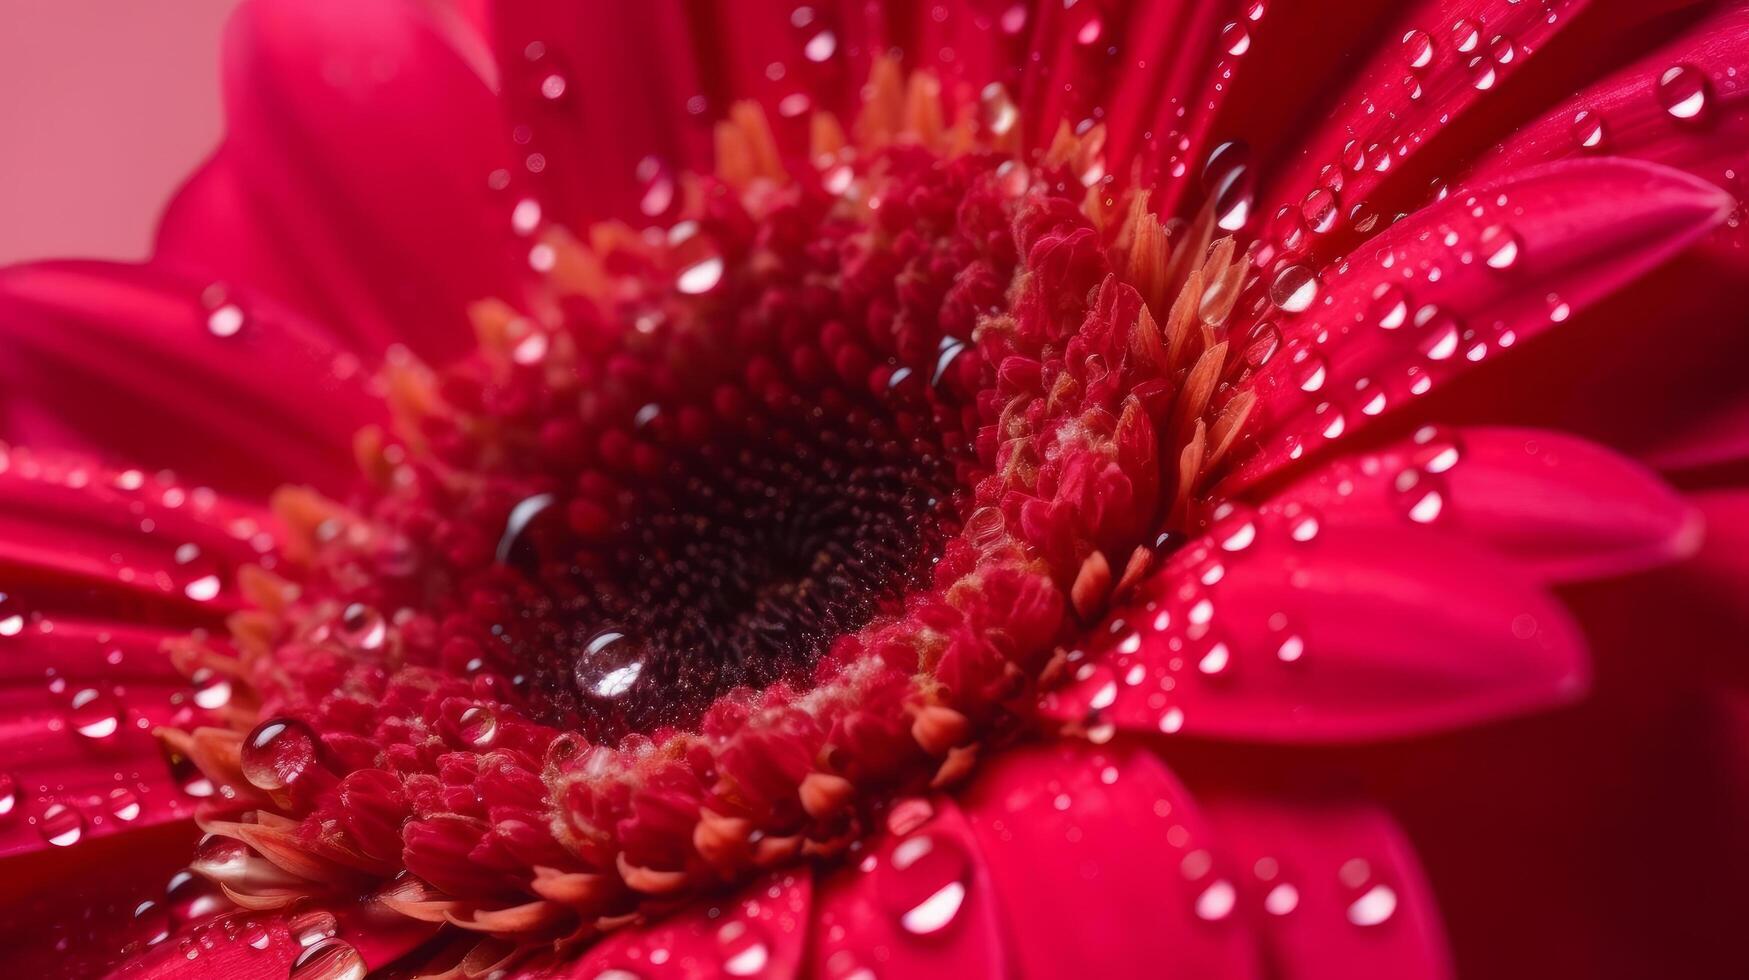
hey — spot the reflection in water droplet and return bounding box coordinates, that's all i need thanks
[1270,265,1318,313]
[108,786,142,822]
[1479,224,1521,269]
[69,687,122,740]
[291,938,367,980]
[1220,21,1250,56]
[1401,30,1433,69]
[879,833,969,936]
[38,801,85,847]
[1570,110,1606,150]
[1656,64,1711,121]
[576,630,646,700]
[240,717,321,793]
[458,706,498,749]
[497,493,555,563]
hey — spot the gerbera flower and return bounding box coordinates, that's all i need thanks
[2,0,1747,976]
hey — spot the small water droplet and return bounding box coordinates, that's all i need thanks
[717,920,771,976]
[1194,879,1237,921]
[69,687,123,740]
[1300,187,1339,234]
[1479,223,1521,269]
[191,667,233,710]
[804,29,837,62]
[1347,884,1399,926]
[166,868,226,921]
[1264,882,1300,915]
[134,899,171,946]
[677,255,725,294]
[108,786,142,822]
[458,706,498,749]
[1451,18,1479,53]
[38,801,85,847]
[1220,21,1251,56]
[338,603,386,651]
[1393,469,1446,523]
[1570,110,1606,150]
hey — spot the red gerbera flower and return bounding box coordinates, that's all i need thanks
[3,0,1747,977]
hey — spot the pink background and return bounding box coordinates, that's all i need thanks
[0,0,240,266]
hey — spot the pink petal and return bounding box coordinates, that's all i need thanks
[0,262,379,494]
[957,742,1262,978]
[1225,157,1733,490]
[1641,391,1749,471]
[1201,795,1452,980]
[157,0,524,361]
[1039,521,1588,742]
[1272,426,1702,582]
[560,871,813,978]
[1252,0,1597,261]
[809,796,1010,979]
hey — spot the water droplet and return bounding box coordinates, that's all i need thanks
[1490,34,1516,65]
[201,284,245,338]
[165,868,226,921]
[1467,55,1497,90]
[240,717,321,793]
[338,603,386,651]
[291,938,366,980]
[1570,110,1606,150]
[1289,344,1328,392]
[1194,879,1237,921]
[1347,884,1399,926]
[1270,265,1319,313]
[0,592,22,637]
[241,919,273,950]
[1479,223,1520,269]
[1656,64,1711,121]
[677,255,725,294]
[1196,642,1231,676]
[1369,283,1409,330]
[1264,882,1300,915]
[1301,188,1339,234]
[1243,320,1281,368]
[575,630,646,700]
[636,157,677,219]
[38,801,84,847]
[0,773,15,819]
[133,899,171,945]
[290,910,339,947]
[879,833,969,936]
[1415,308,1462,361]
[69,687,123,739]
[458,706,498,749]
[1220,21,1251,56]
[804,29,837,62]
[1401,30,1434,69]
[108,786,142,822]
[191,667,233,710]
[717,920,771,976]
[1450,18,1479,53]
[1393,469,1446,524]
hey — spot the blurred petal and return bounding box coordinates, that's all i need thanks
[0,261,377,495]
[158,0,525,361]
[1201,795,1452,980]
[560,871,812,978]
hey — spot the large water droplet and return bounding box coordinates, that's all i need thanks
[458,706,498,749]
[240,718,321,793]
[133,899,171,946]
[1220,21,1251,56]
[1656,64,1712,121]
[575,630,646,700]
[1478,223,1521,270]
[291,938,367,980]
[879,833,970,936]
[1401,30,1434,70]
[69,687,123,740]
[166,868,226,921]
[1269,265,1319,313]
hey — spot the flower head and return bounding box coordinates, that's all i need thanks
[2,1,1747,978]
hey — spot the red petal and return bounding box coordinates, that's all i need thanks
[809,794,1009,979]
[957,742,1262,978]
[1273,426,1701,582]
[1225,157,1732,490]
[1039,522,1588,742]
[1201,796,1452,980]
[1469,1,1749,263]
[560,871,813,978]
[158,0,524,362]
[0,262,378,494]
[1253,0,1597,260]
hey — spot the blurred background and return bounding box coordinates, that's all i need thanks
[0,0,239,265]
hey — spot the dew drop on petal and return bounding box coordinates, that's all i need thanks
[1656,64,1712,121]
[240,717,321,793]
[69,687,123,740]
[1194,879,1237,921]
[1570,110,1606,150]
[879,833,970,936]
[458,706,498,749]
[717,920,771,977]
[1269,265,1318,313]
[291,938,367,980]
[37,801,84,847]
[1370,282,1409,330]
[108,786,142,822]
[1264,882,1300,915]
[1300,188,1338,234]
[575,630,647,700]
[1479,223,1521,269]
[1347,884,1399,926]
[1401,30,1434,70]
[1220,21,1251,56]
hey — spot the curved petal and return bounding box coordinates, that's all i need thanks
[957,741,1262,978]
[0,261,378,495]
[1224,157,1733,490]
[157,0,525,362]
[1273,426,1702,583]
[561,871,812,978]
[1039,521,1588,742]
[1201,795,1452,980]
